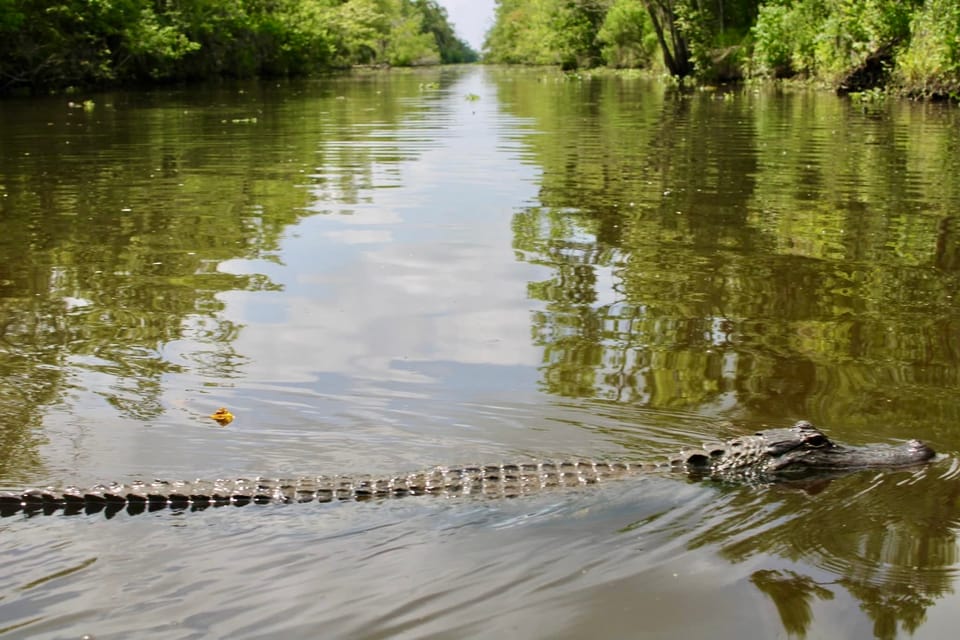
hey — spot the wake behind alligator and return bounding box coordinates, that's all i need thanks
[0,421,936,518]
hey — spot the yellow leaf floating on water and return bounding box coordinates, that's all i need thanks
[210,407,234,426]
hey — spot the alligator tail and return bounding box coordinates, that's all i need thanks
[1,460,664,518]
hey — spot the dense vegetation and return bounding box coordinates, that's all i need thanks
[0,0,477,93]
[484,0,960,98]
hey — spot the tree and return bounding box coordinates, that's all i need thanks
[598,0,654,68]
[643,0,692,77]
[413,0,478,63]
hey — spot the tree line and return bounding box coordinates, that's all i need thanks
[0,0,477,94]
[484,0,960,98]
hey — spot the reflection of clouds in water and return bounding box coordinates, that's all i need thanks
[307,72,536,217]
[321,228,392,244]
[212,70,544,391]
[220,236,541,388]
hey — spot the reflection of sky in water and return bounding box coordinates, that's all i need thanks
[214,70,546,408]
[36,69,588,480]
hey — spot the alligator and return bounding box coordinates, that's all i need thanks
[0,421,936,518]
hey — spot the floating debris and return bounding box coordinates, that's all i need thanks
[210,407,234,426]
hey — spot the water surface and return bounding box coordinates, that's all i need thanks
[1,67,960,639]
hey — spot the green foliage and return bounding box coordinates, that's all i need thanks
[122,8,201,79]
[485,0,756,78]
[6,0,960,96]
[752,3,799,77]
[672,1,754,80]
[485,0,630,69]
[0,0,23,31]
[674,2,715,77]
[550,0,608,70]
[484,0,565,65]
[597,0,654,68]
[269,2,338,74]
[751,0,919,83]
[812,0,915,81]
[327,0,390,66]
[168,0,342,77]
[483,0,960,97]
[896,0,960,97]
[385,13,437,66]
[0,0,467,92]
[413,0,478,63]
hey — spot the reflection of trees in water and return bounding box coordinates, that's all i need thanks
[504,75,960,433]
[0,209,265,476]
[753,568,939,640]
[751,568,939,640]
[842,578,936,640]
[751,570,835,637]
[688,470,960,638]
[502,77,960,636]
[0,73,455,479]
[0,94,301,478]
[0,300,61,478]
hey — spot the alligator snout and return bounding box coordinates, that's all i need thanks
[768,434,936,474]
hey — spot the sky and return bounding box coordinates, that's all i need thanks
[436,0,496,51]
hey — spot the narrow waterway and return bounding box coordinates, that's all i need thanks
[1,67,959,639]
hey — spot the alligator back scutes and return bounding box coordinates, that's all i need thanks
[1,422,940,519]
[1,460,660,517]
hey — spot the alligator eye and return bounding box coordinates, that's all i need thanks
[804,435,828,447]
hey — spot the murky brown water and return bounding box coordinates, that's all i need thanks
[2,67,960,639]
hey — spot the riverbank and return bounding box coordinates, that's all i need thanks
[483,0,960,101]
[0,0,477,96]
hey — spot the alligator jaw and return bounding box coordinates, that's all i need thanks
[765,434,937,476]
[706,421,937,480]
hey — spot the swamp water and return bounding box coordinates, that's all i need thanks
[2,67,960,638]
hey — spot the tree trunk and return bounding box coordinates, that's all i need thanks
[644,0,693,77]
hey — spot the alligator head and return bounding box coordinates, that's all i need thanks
[700,420,936,480]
